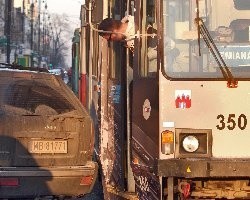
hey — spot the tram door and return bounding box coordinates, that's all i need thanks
[131,0,161,199]
[81,0,137,198]
[97,1,131,198]
[99,35,128,197]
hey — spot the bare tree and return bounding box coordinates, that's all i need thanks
[48,13,73,68]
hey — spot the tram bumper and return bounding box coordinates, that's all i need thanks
[0,161,98,198]
[157,159,250,178]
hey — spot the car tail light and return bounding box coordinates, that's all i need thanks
[80,176,93,186]
[161,130,174,155]
[0,178,19,186]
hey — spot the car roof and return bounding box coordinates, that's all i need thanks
[0,63,61,83]
[0,63,49,73]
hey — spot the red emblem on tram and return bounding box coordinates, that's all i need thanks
[175,90,191,109]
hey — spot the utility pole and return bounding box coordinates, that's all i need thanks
[5,0,12,63]
[38,0,41,65]
[22,0,25,43]
[30,1,34,67]
[43,2,47,56]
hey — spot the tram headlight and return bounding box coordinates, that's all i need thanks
[182,135,199,153]
[175,128,212,158]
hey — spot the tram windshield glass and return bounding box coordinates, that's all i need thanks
[163,0,250,79]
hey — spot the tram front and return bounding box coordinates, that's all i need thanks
[158,0,250,199]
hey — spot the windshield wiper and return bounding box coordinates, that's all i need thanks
[195,0,237,88]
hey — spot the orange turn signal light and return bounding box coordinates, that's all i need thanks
[161,130,174,144]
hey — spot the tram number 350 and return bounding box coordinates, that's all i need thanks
[216,114,247,130]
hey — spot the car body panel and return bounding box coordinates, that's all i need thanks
[0,68,97,197]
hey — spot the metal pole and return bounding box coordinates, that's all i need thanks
[5,0,12,63]
[30,1,34,66]
[22,0,25,43]
[38,0,41,65]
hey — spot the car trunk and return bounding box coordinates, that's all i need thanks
[0,112,94,167]
[0,73,94,167]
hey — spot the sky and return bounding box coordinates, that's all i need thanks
[46,0,83,27]
[46,0,84,67]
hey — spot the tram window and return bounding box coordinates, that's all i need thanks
[108,1,124,80]
[108,41,125,80]
[163,0,190,73]
[163,0,250,79]
[233,0,250,10]
[92,30,99,77]
[229,19,250,43]
[72,44,76,59]
[85,26,90,75]
[109,45,115,79]
[139,0,157,77]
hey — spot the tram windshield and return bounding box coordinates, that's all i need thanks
[163,0,250,79]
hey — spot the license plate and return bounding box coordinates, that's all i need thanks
[29,140,67,153]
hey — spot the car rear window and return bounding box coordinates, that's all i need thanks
[0,79,76,115]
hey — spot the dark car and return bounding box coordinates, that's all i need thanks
[0,64,98,198]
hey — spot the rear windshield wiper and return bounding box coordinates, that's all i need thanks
[195,0,237,88]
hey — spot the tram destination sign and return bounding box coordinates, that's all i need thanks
[217,45,250,67]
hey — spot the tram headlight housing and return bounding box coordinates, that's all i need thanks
[175,128,212,158]
[182,135,199,152]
